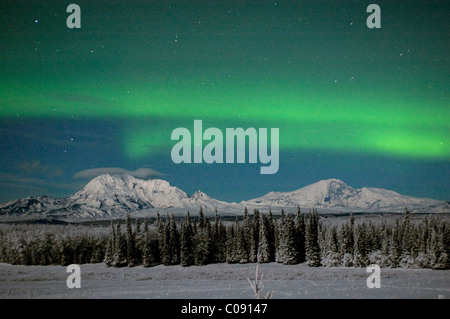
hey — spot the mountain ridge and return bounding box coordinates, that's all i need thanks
[0,174,447,220]
[241,178,442,212]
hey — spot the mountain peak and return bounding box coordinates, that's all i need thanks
[0,176,446,220]
[313,178,348,188]
[191,190,208,199]
[242,178,441,212]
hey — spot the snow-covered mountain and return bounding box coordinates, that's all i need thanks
[69,174,189,212]
[0,176,447,220]
[241,178,443,212]
[0,174,240,219]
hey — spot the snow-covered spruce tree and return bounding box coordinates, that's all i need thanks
[90,237,106,264]
[113,224,128,267]
[170,214,181,265]
[305,210,321,267]
[161,214,180,265]
[377,221,391,267]
[38,233,57,265]
[253,209,261,259]
[257,214,271,263]
[57,237,69,266]
[155,212,164,263]
[339,215,355,267]
[142,220,154,267]
[126,214,137,266]
[275,209,286,263]
[419,216,429,255]
[281,214,299,265]
[368,221,380,252]
[295,207,306,263]
[208,211,218,263]
[180,212,195,267]
[226,221,239,263]
[210,211,227,263]
[217,220,228,263]
[322,225,341,267]
[134,219,143,265]
[389,219,401,267]
[236,224,249,264]
[428,221,449,270]
[243,208,257,263]
[354,222,370,267]
[399,208,413,267]
[104,221,116,266]
[194,208,211,265]
[248,225,257,263]
[267,210,276,262]
[162,215,172,265]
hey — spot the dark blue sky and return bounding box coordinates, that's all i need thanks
[0,1,448,203]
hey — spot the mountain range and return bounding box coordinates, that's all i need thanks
[0,174,447,220]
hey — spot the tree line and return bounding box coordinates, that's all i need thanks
[0,224,109,266]
[0,208,448,269]
[104,208,449,269]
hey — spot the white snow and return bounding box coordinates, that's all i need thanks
[0,176,447,222]
[242,178,442,212]
[0,262,448,299]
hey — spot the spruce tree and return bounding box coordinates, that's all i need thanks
[194,208,210,265]
[142,220,153,267]
[281,214,299,265]
[134,219,143,265]
[236,225,249,263]
[323,225,341,267]
[389,219,401,267]
[243,208,256,262]
[305,210,321,267]
[155,212,164,263]
[208,211,219,263]
[113,224,127,267]
[180,212,194,267]
[104,221,115,267]
[126,214,137,266]
[170,214,180,264]
[275,209,286,263]
[295,207,306,263]
[354,222,370,267]
[210,212,226,263]
[340,215,355,267]
[217,221,228,263]
[253,209,261,255]
[226,222,239,263]
[162,215,172,265]
[257,214,271,263]
[420,216,429,255]
[379,222,391,266]
[267,210,276,261]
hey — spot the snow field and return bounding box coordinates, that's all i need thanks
[0,262,448,299]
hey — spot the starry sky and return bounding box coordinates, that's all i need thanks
[0,0,449,203]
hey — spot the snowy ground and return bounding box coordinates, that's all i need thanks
[0,262,448,299]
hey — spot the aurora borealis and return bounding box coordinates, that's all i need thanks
[0,1,449,202]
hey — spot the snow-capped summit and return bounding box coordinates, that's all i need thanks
[0,176,447,220]
[241,178,442,212]
[185,189,240,211]
[0,174,240,219]
[70,174,189,210]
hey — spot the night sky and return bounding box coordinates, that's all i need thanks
[0,0,449,203]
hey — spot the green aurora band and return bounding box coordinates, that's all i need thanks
[1,74,448,161]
